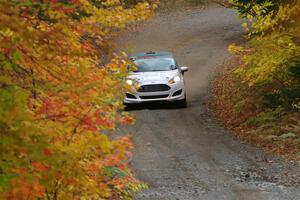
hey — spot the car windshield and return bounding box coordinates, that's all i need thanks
[133,57,177,72]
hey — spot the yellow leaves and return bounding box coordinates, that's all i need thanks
[241,22,250,32]
[230,0,300,87]
[0,28,14,38]
[236,33,299,86]
[247,2,299,36]
[0,0,157,199]
[102,0,121,6]
[90,1,157,28]
[228,43,245,54]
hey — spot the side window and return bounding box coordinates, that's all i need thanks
[174,59,179,70]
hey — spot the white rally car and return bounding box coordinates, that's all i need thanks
[124,51,188,108]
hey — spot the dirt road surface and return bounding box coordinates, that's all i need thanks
[118,5,300,200]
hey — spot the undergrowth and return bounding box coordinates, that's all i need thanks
[211,57,300,160]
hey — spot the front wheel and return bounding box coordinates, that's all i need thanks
[124,103,135,111]
[175,97,187,108]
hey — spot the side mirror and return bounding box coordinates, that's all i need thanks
[180,66,189,74]
[127,65,132,73]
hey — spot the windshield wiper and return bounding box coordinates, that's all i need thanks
[151,66,176,72]
[151,69,167,71]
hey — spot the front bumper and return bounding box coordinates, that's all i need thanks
[124,81,185,104]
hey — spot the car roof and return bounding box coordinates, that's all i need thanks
[129,51,173,60]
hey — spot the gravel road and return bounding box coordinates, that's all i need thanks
[118,5,300,200]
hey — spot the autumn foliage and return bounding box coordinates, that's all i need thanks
[212,0,300,159]
[0,0,158,199]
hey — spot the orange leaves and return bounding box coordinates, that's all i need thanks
[80,108,115,131]
[2,178,44,200]
[119,113,135,125]
[0,0,158,199]
[115,136,134,150]
[14,168,26,175]
[36,96,67,121]
[31,162,49,173]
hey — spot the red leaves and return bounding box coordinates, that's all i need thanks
[81,109,115,131]
[2,47,11,55]
[70,0,80,4]
[37,93,118,132]
[43,148,52,156]
[36,96,67,121]
[60,7,76,14]
[32,161,49,172]
[50,0,78,14]
[94,110,114,129]
[50,0,58,4]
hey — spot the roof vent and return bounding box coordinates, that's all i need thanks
[146,51,155,54]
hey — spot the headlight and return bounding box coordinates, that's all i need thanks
[173,76,181,82]
[126,79,134,86]
[168,75,181,84]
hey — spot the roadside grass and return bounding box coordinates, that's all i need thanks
[211,56,300,161]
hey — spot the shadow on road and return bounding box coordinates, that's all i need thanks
[124,101,186,111]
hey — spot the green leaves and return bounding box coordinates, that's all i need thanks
[0,85,29,119]
[104,166,128,178]
[0,174,10,189]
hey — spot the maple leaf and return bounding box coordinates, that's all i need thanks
[0,0,158,199]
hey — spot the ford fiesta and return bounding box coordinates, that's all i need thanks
[124,51,188,108]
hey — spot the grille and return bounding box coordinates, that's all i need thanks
[139,94,169,99]
[138,84,170,92]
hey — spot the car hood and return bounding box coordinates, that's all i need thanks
[128,70,178,84]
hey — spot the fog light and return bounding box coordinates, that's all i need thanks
[126,93,137,99]
[172,89,182,96]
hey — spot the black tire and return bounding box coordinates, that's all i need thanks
[175,97,187,108]
[124,103,135,111]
